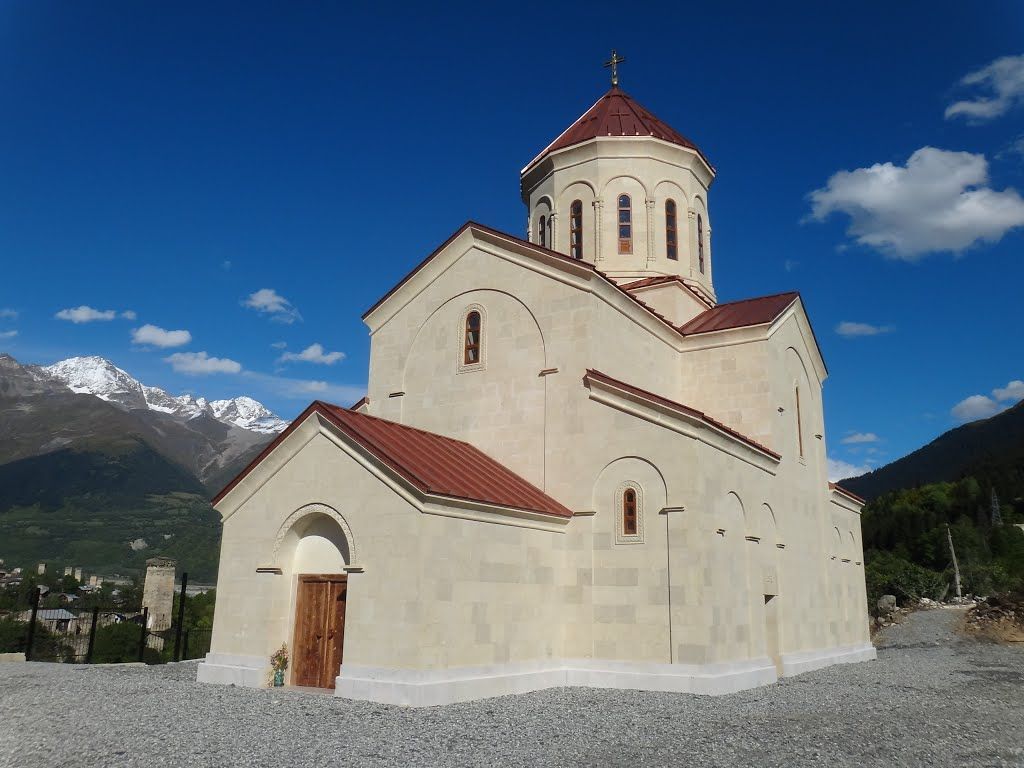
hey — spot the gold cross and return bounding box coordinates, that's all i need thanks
[604,49,626,87]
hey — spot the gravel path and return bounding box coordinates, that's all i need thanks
[2,608,1022,767]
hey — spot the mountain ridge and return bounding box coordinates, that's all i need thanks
[842,400,1024,502]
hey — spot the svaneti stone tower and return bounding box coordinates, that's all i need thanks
[142,556,176,630]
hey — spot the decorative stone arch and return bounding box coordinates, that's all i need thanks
[400,289,548,391]
[722,491,746,536]
[591,455,668,545]
[533,196,554,246]
[599,173,652,200]
[556,178,597,199]
[758,502,778,545]
[273,503,357,568]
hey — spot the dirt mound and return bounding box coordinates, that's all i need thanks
[964,592,1024,643]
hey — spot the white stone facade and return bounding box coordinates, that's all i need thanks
[198,88,873,706]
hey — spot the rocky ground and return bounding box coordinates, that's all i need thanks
[1,609,1022,768]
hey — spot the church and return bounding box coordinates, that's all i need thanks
[197,61,874,706]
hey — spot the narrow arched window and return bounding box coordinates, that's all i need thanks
[795,385,804,458]
[623,488,638,535]
[617,194,632,254]
[697,214,705,273]
[464,311,481,365]
[538,215,547,248]
[570,200,583,260]
[546,216,552,248]
[665,199,678,260]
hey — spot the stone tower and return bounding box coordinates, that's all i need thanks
[142,556,176,630]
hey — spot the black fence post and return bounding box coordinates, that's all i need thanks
[137,607,149,662]
[172,572,188,662]
[183,629,190,661]
[24,586,40,661]
[84,607,99,664]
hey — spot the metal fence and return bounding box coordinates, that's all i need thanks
[12,573,211,665]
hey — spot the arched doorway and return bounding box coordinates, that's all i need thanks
[276,505,354,690]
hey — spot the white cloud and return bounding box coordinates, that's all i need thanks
[827,457,870,482]
[270,341,288,350]
[997,135,1024,161]
[121,310,137,321]
[0,309,17,320]
[993,379,1024,402]
[841,432,879,445]
[132,324,192,348]
[242,371,364,403]
[277,343,345,365]
[55,306,117,323]
[784,259,798,272]
[836,321,893,338]
[951,394,1002,422]
[951,378,1024,423]
[808,147,1024,259]
[0,330,17,339]
[222,260,232,271]
[945,54,1024,123]
[164,351,242,375]
[243,288,301,324]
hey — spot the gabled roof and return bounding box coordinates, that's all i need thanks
[362,221,811,357]
[213,401,572,518]
[584,369,781,460]
[618,275,714,310]
[527,87,712,172]
[678,292,799,336]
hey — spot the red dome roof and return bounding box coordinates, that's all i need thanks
[526,86,712,171]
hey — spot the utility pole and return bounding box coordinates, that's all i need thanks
[946,524,962,600]
[991,488,1003,527]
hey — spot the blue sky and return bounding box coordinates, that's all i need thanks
[1,2,1022,479]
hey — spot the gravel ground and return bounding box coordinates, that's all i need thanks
[1,608,1022,768]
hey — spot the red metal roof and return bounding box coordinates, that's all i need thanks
[584,369,780,460]
[529,87,712,171]
[213,401,573,518]
[678,292,799,336]
[829,482,866,504]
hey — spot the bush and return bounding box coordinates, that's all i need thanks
[865,550,946,611]
[0,618,29,653]
[91,622,160,664]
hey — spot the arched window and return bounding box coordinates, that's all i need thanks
[665,199,678,260]
[697,213,705,273]
[546,216,552,248]
[623,488,638,535]
[464,311,481,365]
[795,385,804,458]
[538,215,547,248]
[617,194,632,254]
[570,200,583,260]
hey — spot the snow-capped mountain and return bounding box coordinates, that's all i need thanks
[38,355,287,434]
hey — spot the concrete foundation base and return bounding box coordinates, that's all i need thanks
[196,653,268,688]
[780,642,877,676]
[335,656,780,707]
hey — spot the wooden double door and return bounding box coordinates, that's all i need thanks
[292,574,347,689]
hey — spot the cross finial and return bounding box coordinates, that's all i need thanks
[604,49,626,87]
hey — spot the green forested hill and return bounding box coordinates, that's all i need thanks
[843,400,1024,502]
[0,443,222,581]
[849,400,1024,606]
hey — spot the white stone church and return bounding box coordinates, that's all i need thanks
[197,74,874,706]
